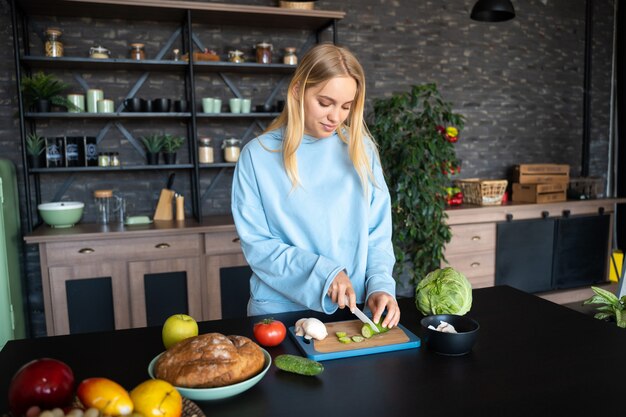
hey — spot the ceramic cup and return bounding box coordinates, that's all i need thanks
[229,98,242,114]
[140,98,152,112]
[124,98,142,112]
[173,99,188,113]
[202,97,214,113]
[152,98,171,113]
[213,98,222,113]
[86,89,104,113]
[97,99,114,113]
[67,94,85,113]
[241,98,251,114]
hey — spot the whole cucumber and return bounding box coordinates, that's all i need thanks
[274,354,324,376]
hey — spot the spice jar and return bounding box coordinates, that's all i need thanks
[222,138,241,162]
[98,152,110,167]
[228,50,245,63]
[110,152,120,167]
[129,43,145,60]
[45,28,64,57]
[198,137,214,164]
[89,45,111,59]
[283,47,297,65]
[255,42,273,64]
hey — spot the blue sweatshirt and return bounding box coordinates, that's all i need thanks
[231,128,396,316]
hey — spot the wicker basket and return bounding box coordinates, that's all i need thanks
[568,177,604,199]
[455,178,508,206]
[279,1,316,9]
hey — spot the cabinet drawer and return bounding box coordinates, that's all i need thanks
[204,231,243,255]
[445,223,496,255]
[45,234,201,265]
[442,250,495,279]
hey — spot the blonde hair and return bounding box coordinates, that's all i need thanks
[265,43,377,191]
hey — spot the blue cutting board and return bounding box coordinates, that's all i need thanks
[289,319,420,361]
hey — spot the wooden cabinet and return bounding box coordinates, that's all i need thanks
[442,223,496,288]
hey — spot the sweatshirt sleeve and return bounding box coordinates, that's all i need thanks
[231,145,343,314]
[364,152,397,300]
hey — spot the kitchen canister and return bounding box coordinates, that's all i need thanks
[283,47,297,65]
[89,45,111,59]
[129,43,145,60]
[97,99,114,113]
[255,42,272,64]
[198,137,214,164]
[86,89,104,113]
[67,94,85,113]
[44,28,64,57]
[222,138,241,162]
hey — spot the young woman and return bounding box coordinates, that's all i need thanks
[231,43,400,329]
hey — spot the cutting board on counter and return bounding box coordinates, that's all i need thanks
[289,319,420,361]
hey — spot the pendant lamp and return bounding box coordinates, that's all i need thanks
[470,0,516,22]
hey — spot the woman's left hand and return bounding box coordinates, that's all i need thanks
[367,292,401,329]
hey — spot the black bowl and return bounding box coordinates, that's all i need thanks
[173,99,188,113]
[152,98,171,112]
[123,98,142,112]
[420,314,479,356]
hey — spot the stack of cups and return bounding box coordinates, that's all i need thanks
[202,97,222,114]
[229,98,252,114]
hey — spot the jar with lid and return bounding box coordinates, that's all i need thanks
[89,45,111,59]
[283,47,297,65]
[110,152,121,167]
[45,28,64,57]
[98,152,110,167]
[198,137,214,164]
[228,50,245,63]
[255,42,273,64]
[129,43,145,60]
[222,138,242,162]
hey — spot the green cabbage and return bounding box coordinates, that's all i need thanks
[415,267,473,316]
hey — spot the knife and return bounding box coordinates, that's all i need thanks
[345,297,379,333]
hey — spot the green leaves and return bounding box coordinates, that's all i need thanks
[369,83,464,285]
[583,286,626,328]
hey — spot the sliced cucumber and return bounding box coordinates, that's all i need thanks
[351,335,365,343]
[275,354,324,376]
[335,331,347,338]
[338,336,352,344]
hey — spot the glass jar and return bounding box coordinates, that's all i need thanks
[222,138,242,162]
[228,50,245,63]
[45,28,64,57]
[283,47,297,65]
[198,137,214,164]
[172,48,181,61]
[129,43,145,60]
[98,152,110,167]
[255,42,273,64]
[89,45,111,59]
[110,152,120,167]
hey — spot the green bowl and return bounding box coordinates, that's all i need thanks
[38,202,84,228]
[148,348,271,401]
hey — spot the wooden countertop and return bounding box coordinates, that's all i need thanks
[445,197,626,225]
[24,214,237,244]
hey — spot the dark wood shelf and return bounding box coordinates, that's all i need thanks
[29,164,194,173]
[24,112,191,119]
[16,0,345,29]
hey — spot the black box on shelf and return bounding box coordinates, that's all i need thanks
[64,136,83,167]
[84,136,98,166]
[45,137,64,168]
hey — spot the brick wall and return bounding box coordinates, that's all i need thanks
[0,0,615,336]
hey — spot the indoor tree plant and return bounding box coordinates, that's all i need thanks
[20,72,78,112]
[369,83,464,288]
[141,134,164,165]
[25,132,46,168]
[161,134,185,164]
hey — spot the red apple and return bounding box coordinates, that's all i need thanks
[8,358,75,417]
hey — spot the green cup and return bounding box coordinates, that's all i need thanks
[67,94,85,113]
[87,89,104,113]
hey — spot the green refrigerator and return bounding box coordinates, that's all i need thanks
[0,158,27,348]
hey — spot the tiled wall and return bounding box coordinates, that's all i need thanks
[0,0,616,336]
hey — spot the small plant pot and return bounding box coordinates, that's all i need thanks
[27,154,44,169]
[35,99,51,113]
[146,152,160,165]
[162,152,177,165]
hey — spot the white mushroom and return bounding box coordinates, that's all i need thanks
[294,318,328,340]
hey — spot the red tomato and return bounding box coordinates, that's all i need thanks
[253,319,286,347]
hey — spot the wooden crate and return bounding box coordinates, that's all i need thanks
[513,164,570,184]
[512,182,567,203]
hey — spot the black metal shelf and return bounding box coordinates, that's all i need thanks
[29,164,195,174]
[199,162,235,168]
[24,112,192,119]
[196,112,280,119]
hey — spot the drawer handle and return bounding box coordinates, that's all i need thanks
[78,248,94,254]
[470,262,480,268]
[155,243,171,249]
[471,236,481,241]
[232,237,240,243]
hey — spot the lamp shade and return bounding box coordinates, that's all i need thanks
[470,0,515,22]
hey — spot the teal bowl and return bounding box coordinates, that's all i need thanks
[38,201,84,228]
[148,348,271,401]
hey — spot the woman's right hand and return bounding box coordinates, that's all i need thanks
[327,270,356,311]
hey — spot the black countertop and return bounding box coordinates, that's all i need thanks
[1,286,624,416]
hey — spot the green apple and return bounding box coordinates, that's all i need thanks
[162,314,198,349]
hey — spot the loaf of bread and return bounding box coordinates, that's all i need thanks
[154,333,265,388]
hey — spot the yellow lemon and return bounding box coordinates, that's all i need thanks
[77,377,133,416]
[130,379,182,417]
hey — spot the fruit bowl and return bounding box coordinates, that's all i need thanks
[37,202,84,228]
[148,348,271,401]
[420,314,480,356]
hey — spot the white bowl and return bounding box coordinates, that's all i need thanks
[37,201,84,228]
[148,348,271,401]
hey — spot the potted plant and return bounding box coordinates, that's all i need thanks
[161,134,185,164]
[25,132,46,168]
[141,134,164,165]
[583,286,626,328]
[20,72,78,113]
[369,83,464,290]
